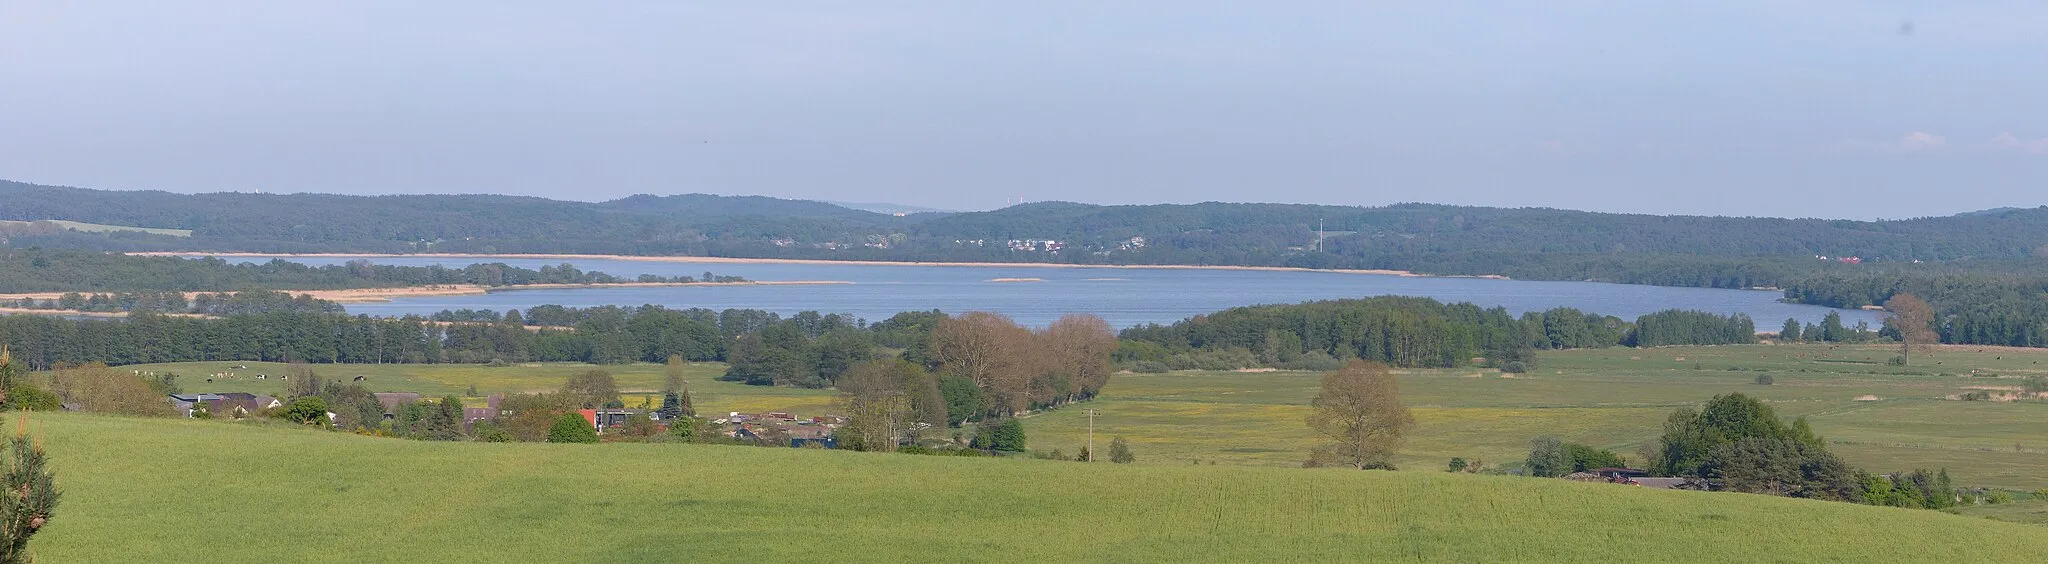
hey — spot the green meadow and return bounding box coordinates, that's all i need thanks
[123,342,2048,492]
[27,412,2048,562]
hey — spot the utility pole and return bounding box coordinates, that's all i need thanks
[1317,218,1325,252]
[1087,409,1095,462]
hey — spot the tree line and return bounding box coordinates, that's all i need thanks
[1117,297,1768,372]
[1786,273,2048,347]
[0,248,742,293]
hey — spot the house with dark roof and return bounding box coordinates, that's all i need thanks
[462,394,504,424]
[208,392,281,416]
[373,392,422,419]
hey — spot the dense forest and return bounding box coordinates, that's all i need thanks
[0,248,739,293]
[7,180,2048,288]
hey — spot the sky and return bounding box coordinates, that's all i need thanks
[3,1,2046,219]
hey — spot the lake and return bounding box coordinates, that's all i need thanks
[216,255,1885,329]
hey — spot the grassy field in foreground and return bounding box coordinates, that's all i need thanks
[1028,344,2048,490]
[125,344,2048,491]
[28,412,2048,562]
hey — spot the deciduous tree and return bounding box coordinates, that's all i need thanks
[1305,360,1414,469]
[1885,293,1938,365]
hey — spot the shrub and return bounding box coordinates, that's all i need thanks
[1129,361,1171,374]
[547,413,599,443]
[989,419,1027,452]
[1500,361,1528,374]
[5,385,61,411]
[1447,457,1468,472]
[1886,356,1907,366]
[1986,491,2015,505]
[2032,488,2048,500]
[1754,373,1774,385]
[1281,351,1346,372]
[281,397,330,426]
[472,422,516,443]
[1109,436,1136,464]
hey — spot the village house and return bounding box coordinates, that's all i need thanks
[373,392,422,419]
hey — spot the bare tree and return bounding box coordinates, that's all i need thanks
[932,312,1033,415]
[1040,314,1118,404]
[837,359,917,451]
[1305,360,1414,469]
[1886,293,1939,365]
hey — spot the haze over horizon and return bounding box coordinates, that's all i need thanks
[5,2,2046,220]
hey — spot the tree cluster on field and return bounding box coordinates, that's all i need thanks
[1497,392,1996,512]
[1118,297,1772,373]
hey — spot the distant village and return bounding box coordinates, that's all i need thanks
[157,368,846,447]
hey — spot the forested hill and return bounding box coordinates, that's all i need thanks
[4,179,2046,285]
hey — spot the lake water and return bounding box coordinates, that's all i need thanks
[220,255,1884,329]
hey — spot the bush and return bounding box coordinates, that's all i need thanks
[1887,356,1907,366]
[990,419,1027,452]
[547,413,599,443]
[1754,373,1774,386]
[1280,351,1346,372]
[1500,361,1528,374]
[1447,457,1467,472]
[5,385,61,411]
[471,422,516,443]
[281,397,330,426]
[1986,491,2015,505]
[1109,436,1136,464]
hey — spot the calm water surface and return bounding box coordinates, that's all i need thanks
[221,255,1884,329]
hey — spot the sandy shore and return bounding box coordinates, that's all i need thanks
[132,251,1504,279]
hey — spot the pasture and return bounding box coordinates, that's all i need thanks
[120,343,2048,490]
[26,412,2048,562]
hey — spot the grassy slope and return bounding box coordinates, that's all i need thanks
[1026,344,2048,489]
[126,344,2048,490]
[28,412,2048,563]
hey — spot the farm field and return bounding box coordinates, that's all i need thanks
[119,343,2048,490]
[27,412,2048,562]
[1028,344,2048,490]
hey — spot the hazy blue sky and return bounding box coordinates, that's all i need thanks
[3,2,2045,218]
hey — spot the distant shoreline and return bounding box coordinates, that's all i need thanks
[131,251,1508,280]
[0,280,852,304]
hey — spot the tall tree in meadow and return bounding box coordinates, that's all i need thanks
[1305,360,1414,470]
[661,355,695,417]
[1885,293,1938,365]
[1779,318,1803,342]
